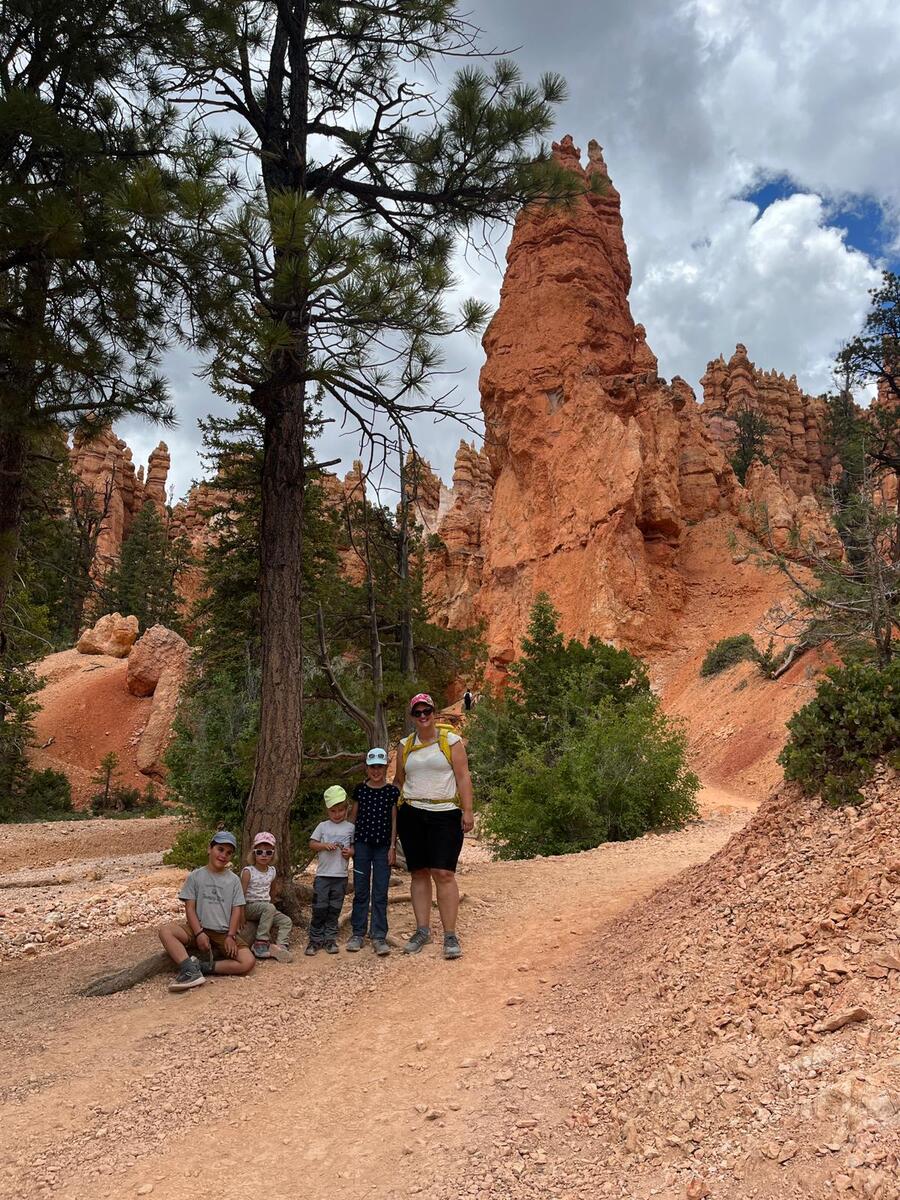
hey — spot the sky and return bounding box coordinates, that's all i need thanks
[119,0,900,502]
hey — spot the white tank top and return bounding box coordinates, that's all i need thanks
[242,864,275,902]
[403,733,461,812]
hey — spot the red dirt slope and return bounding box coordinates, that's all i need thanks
[28,650,153,805]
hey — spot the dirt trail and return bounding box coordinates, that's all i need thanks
[0,806,752,1200]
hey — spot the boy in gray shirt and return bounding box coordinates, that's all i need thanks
[158,831,257,990]
[306,786,355,955]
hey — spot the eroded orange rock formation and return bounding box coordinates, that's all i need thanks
[701,345,834,496]
[69,428,171,568]
[423,441,493,630]
[471,136,743,668]
[417,136,842,677]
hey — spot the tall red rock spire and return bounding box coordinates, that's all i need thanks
[475,135,732,670]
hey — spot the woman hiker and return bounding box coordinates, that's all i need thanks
[393,692,474,960]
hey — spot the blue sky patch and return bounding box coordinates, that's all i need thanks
[743,175,896,267]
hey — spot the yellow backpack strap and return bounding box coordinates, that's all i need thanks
[437,726,454,767]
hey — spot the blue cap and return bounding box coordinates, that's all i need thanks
[366,748,388,766]
[210,830,237,849]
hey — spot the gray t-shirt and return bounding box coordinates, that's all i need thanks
[311,819,355,878]
[178,866,245,932]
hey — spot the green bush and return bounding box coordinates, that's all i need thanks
[481,698,699,860]
[779,660,900,806]
[1,769,76,822]
[700,634,757,677]
[163,826,214,869]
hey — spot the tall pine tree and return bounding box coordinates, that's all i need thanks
[0,0,229,642]
[162,0,584,889]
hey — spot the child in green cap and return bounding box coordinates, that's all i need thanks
[306,785,355,955]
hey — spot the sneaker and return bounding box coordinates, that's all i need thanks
[169,956,205,991]
[305,943,319,956]
[443,933,462,960]
[325,941,339,955]
[268,943,293,963]
[252,939,271,959]
[403,927,432,954]
[346,934,365,952]
[373,938,391,957]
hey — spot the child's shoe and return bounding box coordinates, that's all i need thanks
[169,956,205,991]
[346,934,365,952]
[252,938,271,959]
[325,941,339,954]
[304,942,319,956]
[268,943,293,963]
[373,938,391,956]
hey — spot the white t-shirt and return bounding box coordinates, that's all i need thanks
[402,732,462,812]
[241,863,275,902]
[311,819,355,877]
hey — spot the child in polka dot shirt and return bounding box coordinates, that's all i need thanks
[347,748,399,956]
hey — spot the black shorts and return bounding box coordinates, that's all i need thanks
[397,804,464,873]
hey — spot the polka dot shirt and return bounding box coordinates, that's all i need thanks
[352,782,400,847]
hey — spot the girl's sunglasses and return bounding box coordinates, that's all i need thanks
[254,847,274,856]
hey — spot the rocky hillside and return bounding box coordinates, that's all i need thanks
[437,769,900,1200]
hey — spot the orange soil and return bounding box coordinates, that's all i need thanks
[651,516,829,799]
[28,650,153,805]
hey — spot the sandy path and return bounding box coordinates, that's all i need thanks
[0,808,751,1200]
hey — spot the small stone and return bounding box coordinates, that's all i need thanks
[506,996,525,1006]
[136,1187,153,1197]
[813,1007,872,1033]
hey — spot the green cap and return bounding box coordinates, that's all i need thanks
[324,785,348,809]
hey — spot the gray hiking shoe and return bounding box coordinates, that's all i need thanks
[325,941,339,955]
[169,956,205,991]
[404,927,432,954]
[268,943,293,963]
[251,939,271,959]
[443,933,462,960]
[373,938,391,957]
[304,943,319,956]
[346,934,365,952]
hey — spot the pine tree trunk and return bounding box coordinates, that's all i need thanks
[0,426,26,645]
[243,390,307,920]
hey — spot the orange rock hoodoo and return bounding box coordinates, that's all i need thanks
[700,344,834,496]
[69,428,172,568]
[421,135,841,674]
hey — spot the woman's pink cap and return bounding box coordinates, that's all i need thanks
[409,692,435,713]
[253,831,276,847]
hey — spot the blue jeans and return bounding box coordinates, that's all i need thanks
[351,842,390,940]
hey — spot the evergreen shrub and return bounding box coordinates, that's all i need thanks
[467,594,699,860]
[700,634,757,677]
[779,660,900,806]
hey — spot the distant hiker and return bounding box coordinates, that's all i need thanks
[347,748,399,957]
[159,830,256,991]
[306,786,355,956]
[240,831,294,962]
[463,688,473,713]
[394,692,474,960]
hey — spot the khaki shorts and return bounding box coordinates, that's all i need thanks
[177,923,250,955]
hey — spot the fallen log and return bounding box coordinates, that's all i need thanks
[80,950,171,997]
[80,920,261,997]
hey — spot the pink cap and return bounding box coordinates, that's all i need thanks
[409,692,435,713]
[253,831,276,847]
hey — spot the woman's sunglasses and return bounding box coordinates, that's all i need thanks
[411,707,434,717]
